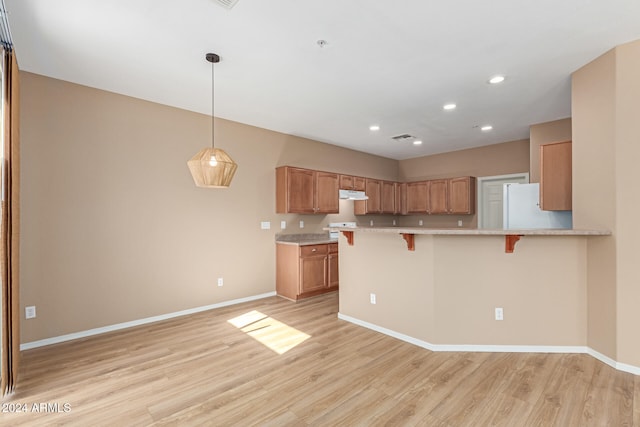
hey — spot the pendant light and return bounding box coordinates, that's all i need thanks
[187,53,238,188]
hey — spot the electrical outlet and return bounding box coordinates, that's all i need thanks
[370,293,377,304]
[495,307,504,321]
[280,221,286,229]
[299,220,304,228]
[25,306,36,319]
[370,220,374,227]
[458,219,463,227]
[418,220,423,226]
[217,277,224,287]
[393,219,396,226]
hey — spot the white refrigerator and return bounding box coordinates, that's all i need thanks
[503,183,572,229]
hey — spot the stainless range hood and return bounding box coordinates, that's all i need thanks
[339,189,368,200]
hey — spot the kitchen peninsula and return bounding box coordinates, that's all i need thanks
[329,225,610,352]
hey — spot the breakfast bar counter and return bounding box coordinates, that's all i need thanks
[327,226,609,253]
[330,226,611,352]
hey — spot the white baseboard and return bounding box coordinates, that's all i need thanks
[20,292,277,351]
[338,312,438,351]
[338,312,640,376]
[586,347,640,375]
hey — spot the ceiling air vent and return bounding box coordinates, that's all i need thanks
[213,0,240,9]
[391,134,415,142]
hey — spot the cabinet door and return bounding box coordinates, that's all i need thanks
[365,179,382,213]
[353,176,366,191]
[316,172,339,213]
[540,141,571,211]
[300,256,327,294]
[279,167,315,213]
[428,179,449,214]
[395,182,406,215]
[327,253,339,289]
[381,181,396,214]
[449,176,476,214]
[339,174,354,190]
[406,181,429,213]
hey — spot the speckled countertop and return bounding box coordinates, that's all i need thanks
[323,226,611,236]
[275,233,338,246]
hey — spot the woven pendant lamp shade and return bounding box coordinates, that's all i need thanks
[187,147,238,188]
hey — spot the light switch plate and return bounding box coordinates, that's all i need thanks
[280,221,286,229]
[261,221,270,230]
[25,306,36,319]
[299,220,304,228]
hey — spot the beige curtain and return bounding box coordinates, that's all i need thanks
[1,47,20,396]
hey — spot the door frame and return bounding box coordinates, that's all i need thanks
[477,173,529,229]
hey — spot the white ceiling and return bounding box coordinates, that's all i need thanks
[5,0,640,160]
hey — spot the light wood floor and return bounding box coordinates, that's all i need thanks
[2,293,639,426]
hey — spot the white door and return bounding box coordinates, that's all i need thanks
[477,173,529,229]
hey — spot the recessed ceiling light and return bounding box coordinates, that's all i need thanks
[369,125,380,131]
[488,75,505,84]
[443,103,456,110]
[413,140,423,145]
[481,125,493,131]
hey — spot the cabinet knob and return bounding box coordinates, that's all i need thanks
[311,248,317,252]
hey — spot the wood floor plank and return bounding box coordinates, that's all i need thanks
[1,292,636,426]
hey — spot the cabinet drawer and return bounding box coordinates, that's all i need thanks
[328,243,338,254]
[300,244,328,257]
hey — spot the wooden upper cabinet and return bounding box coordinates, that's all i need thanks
[365,179,381,213]
[316,171,340,213]
[448,176,476,214]
[396,182,406,215]
[277,167,315,213]
[276,166,338,214]
[355,179,382,215]
[339,175,366,191]
[406,181,429,214]
[354,179,399,215]
[428,179,448,214]
[405,177,476,215]
[381,181,396,214]
[540,141,572,211]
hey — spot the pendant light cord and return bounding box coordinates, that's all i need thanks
[211,57,215,150]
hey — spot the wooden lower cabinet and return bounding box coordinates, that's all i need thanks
[327,245,339,289]
[276,242,338,301]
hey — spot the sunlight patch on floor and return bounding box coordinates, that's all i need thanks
[228,310,311,354]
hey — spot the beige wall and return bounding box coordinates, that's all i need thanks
[572,48,618,360]
[572,39,640,367]
[19,72,398,343]
[529,118,572,184]
[612,40,640,367]
[397,139,530,228]
[339,233,587,347]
